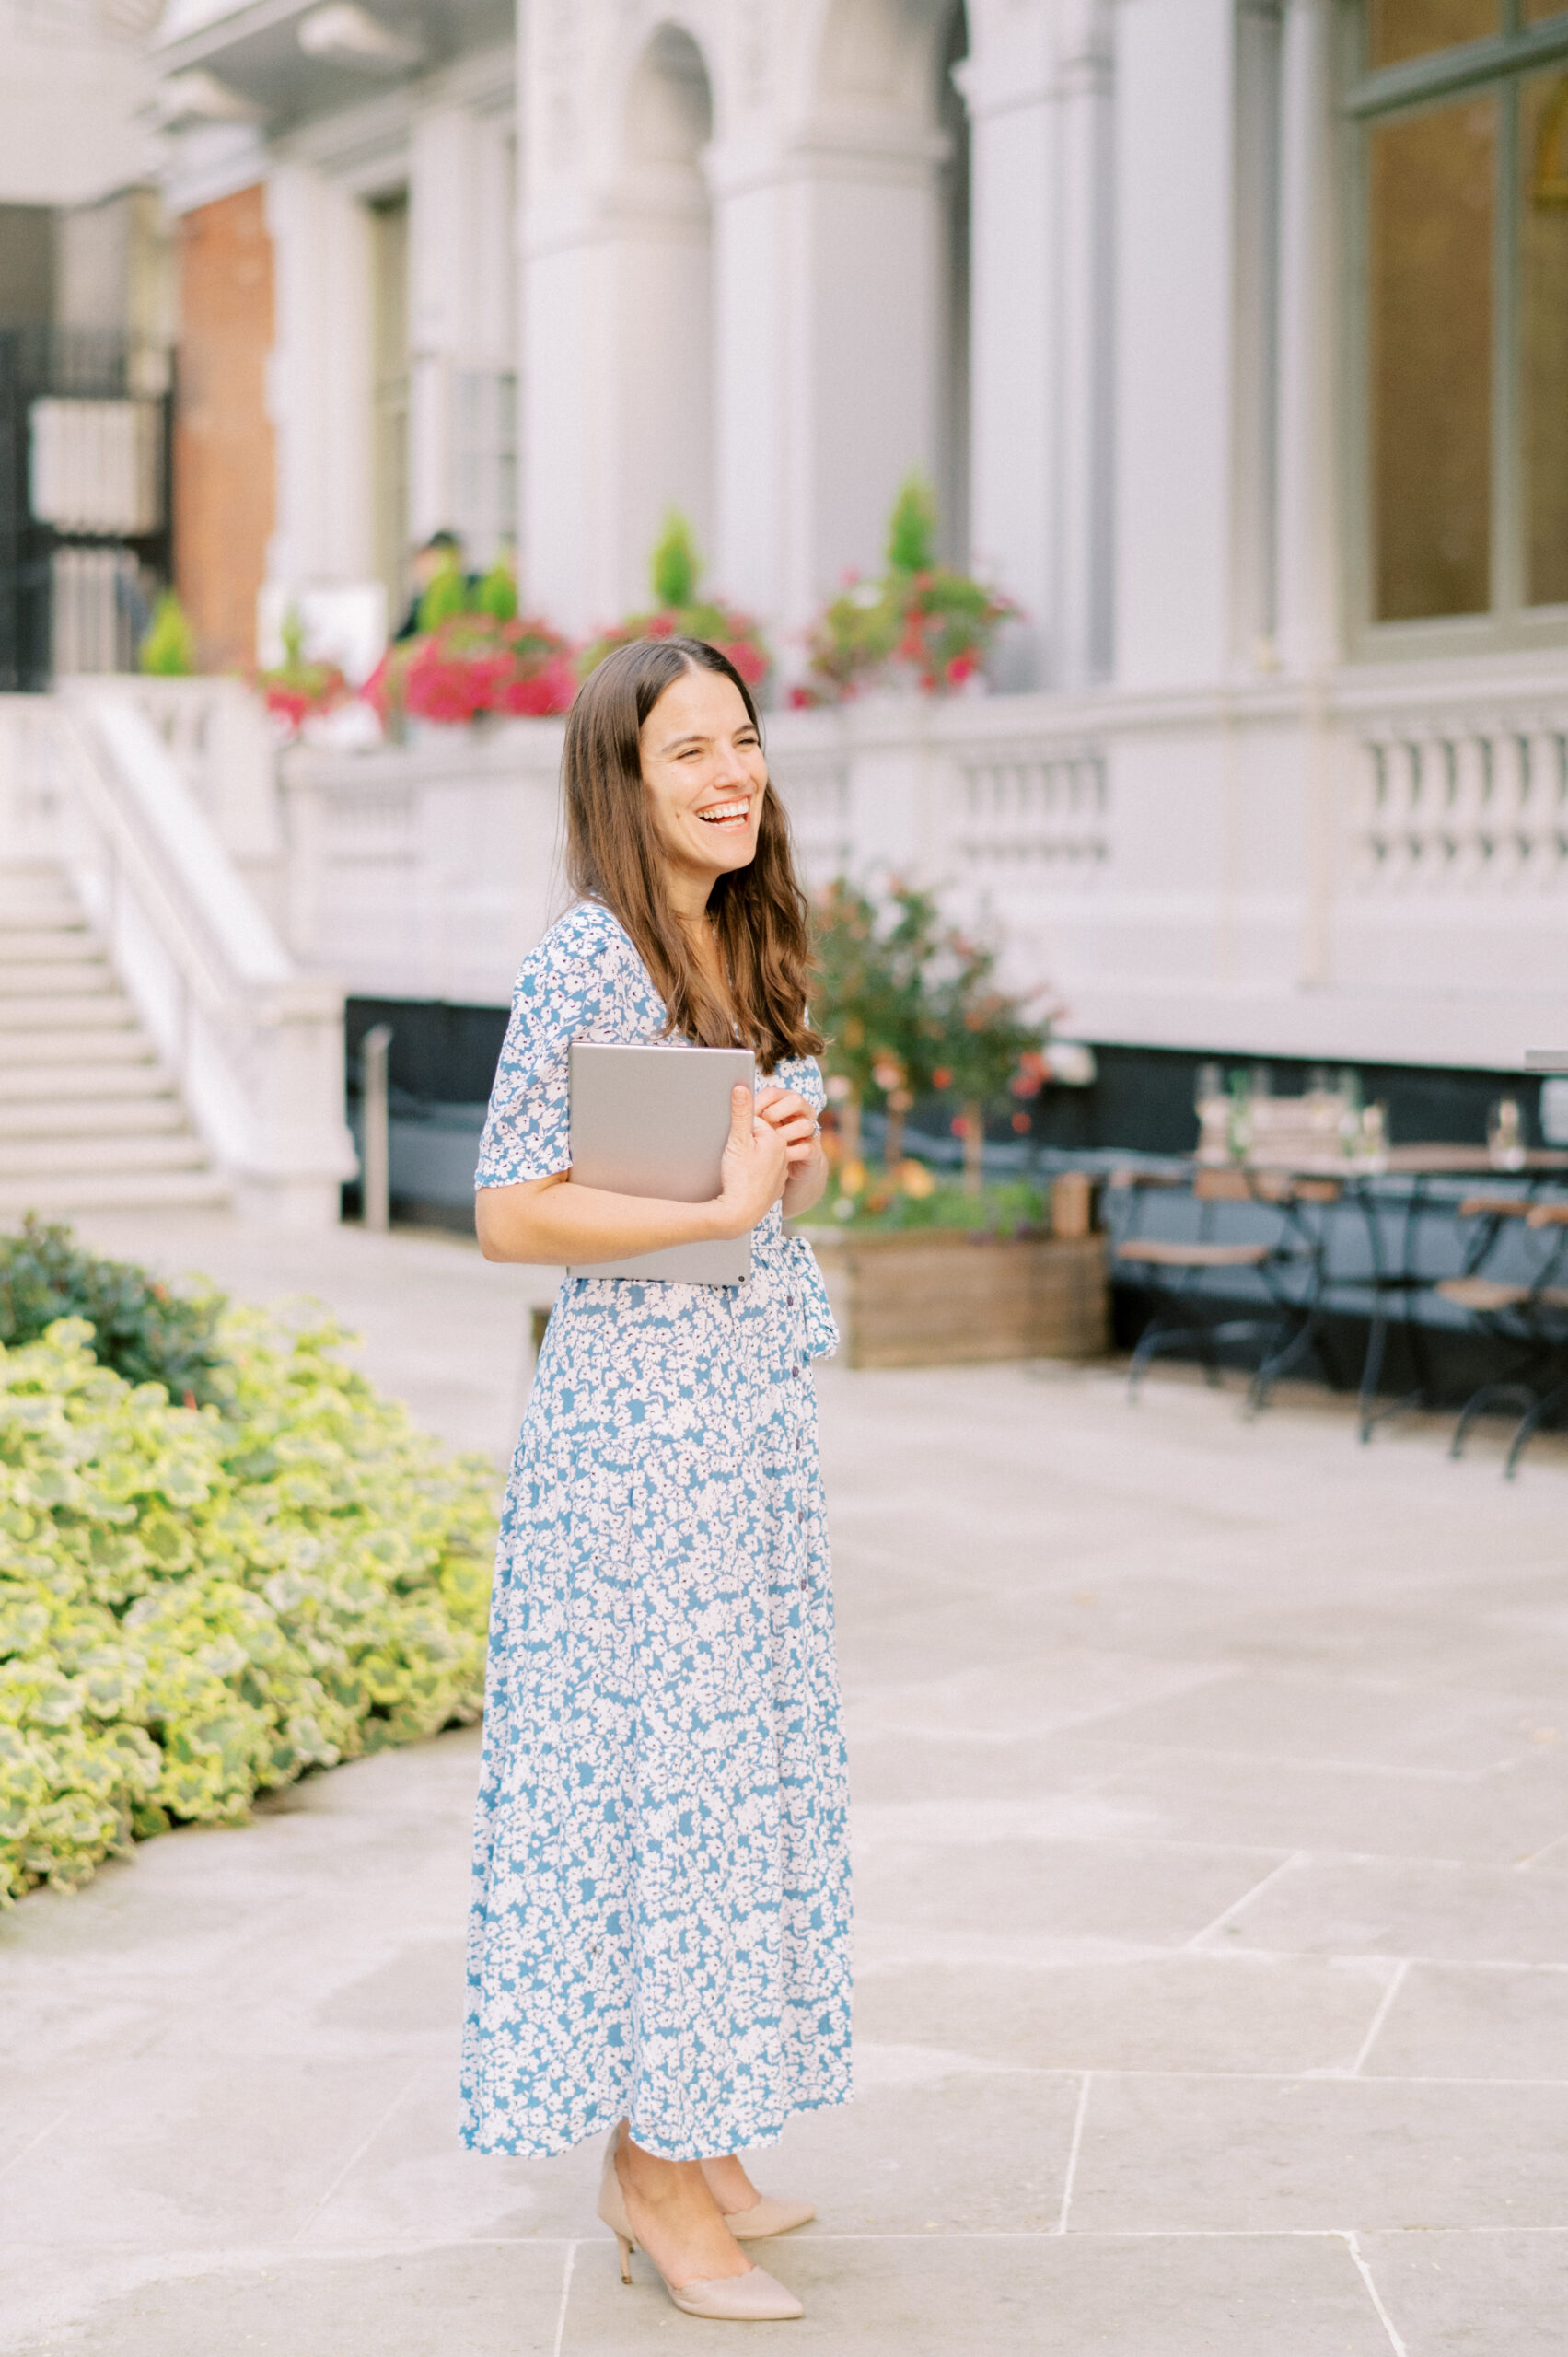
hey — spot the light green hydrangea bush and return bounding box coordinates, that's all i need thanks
[0,1308,499,1903]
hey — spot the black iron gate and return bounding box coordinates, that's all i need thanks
[0,326,172,692]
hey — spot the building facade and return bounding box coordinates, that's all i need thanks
[109,4,1568,1080]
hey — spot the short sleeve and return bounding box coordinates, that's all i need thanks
[475,911,620,1187]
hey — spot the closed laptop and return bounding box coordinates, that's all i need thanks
[566,1040,756,1283]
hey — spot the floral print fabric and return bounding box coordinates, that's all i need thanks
[459,900,852,2160]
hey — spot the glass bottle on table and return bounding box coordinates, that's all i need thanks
[1487,1097,1525,1172]
[1194,1060,1226,1163]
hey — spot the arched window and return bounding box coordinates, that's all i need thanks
[1351,2,1568,638]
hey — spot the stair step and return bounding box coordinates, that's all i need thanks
[0,1055,168,1096]
[0,929,96,962]
[0,1169,233,1218]
[0,998,140,1034]
[0,959,115,996]
[0,1028,156,1067]
[0,1132,210,1179]
[1,1096,184,1137]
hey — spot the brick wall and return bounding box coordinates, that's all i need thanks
[174,185,273,674]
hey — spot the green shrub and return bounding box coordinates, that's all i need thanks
[0,1216,227,1407]
[139,589,195,676]
[0,1308,498,1903]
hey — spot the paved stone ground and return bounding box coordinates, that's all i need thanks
[3,1211,1567,2353]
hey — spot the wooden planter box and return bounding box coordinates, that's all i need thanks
[795,1225,1109,1370]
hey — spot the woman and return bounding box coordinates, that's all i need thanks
[459,637,851,2323]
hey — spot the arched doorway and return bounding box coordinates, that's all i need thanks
[614,23,714,611]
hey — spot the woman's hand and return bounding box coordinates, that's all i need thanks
[714,1084,792,1237]
[756,1086,830,1222]
[754,1086,819,1167]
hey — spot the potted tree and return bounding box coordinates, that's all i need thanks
[796,883,1107,1368]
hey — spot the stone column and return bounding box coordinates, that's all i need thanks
[1274,0,1340,675]
[1111,0,1237,689]
[264,162,374,588]
[966,0,1113,691]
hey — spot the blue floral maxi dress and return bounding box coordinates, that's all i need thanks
[459,900,853,2161]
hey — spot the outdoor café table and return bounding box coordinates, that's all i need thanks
[1216,1147,1568,1438]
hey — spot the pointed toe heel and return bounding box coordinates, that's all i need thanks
[597,2123,805,2318]
[725,2193,817,2241]
[670,2264,805,2322]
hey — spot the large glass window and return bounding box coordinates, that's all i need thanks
[1352,4,1568,635]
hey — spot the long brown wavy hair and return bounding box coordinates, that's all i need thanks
[562,636,823,1072]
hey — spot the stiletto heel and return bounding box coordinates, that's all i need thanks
[595,2121,805,2320]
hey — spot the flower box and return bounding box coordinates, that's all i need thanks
[795,1225,1109,1370]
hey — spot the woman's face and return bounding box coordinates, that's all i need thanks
[639,665,769,893]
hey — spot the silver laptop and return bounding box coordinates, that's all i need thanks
[566,1040,757,1283]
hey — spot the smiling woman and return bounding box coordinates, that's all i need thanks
[459,638,847,2326]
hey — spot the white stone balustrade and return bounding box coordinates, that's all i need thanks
[270,646,1568,1078]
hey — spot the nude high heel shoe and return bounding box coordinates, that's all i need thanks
[724,2192,817,2241]
[597,2125,805,2322]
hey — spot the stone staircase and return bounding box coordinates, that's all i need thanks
[0,863,230,1217]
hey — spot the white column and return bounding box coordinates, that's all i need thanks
[709,142,790,628]
[1111,0,1237,689]
[1052,0,1115,689]
[785,129,946,627]
[408,108,470,545]
[1274,0,1341,674]
[966,13,1055,688]
[518,15,716,631]
[264,164,373,586]
[966,0,1113,691]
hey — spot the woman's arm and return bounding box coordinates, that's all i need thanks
[476,1083,791,1266]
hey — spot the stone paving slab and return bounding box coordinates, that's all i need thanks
[3,1211,1567,2351]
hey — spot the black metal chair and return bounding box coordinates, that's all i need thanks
[1109,1167,1331,1415]
[1444,1196,1568,1478]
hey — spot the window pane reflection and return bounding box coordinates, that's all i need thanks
[1369,1,1496,71]
[1370,97,1494,621]
[1522,72,1568,603]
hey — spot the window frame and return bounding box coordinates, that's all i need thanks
[1342,1,1568,659]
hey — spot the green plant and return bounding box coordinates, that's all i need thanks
[0,1217,227,1407]
[886,473,939,574]
[139,589,194,677]
[474,557,519,623]
[0,1306,498,1903]
[810,879,947,1171]
[795,475,1016,706]
[929,932,1053,1193]
[417,552,470,633]
[579,513,772,691]
[804,1172,1051,1236]
[251,603,350,738]
[651,512,701,609]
